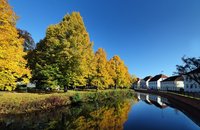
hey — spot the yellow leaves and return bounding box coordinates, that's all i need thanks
[0,0,16,27]
[30,12,94,88]
[0,0,31,90]
[90,49,132,89]
[0,69,16,91]
[90,48,111,89]
[108,55,132,88]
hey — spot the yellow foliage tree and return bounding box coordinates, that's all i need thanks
[91,48,112,89]
[108,56,132,88]
[0,0,31,91]
[28,12,94,90]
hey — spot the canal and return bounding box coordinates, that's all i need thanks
[0,92,199,130]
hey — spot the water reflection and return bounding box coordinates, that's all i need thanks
[137,93,169,109]
[0,99,135,130]
[125,93,200,130]
[0,93,200,130]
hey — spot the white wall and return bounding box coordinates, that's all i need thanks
[149,81,157,89]
[149,78,166,90]
[140,79,146,88]
[146,79,151,88]
[157,79,163,89]
[140,79,151,89]
[133,80,141,89]
[183,75,200,92]
[161,81,184,91]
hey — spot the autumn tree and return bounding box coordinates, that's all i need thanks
[131,75,138,86]
[108,56,132,89]
[0,0,31,91]
[28,12,94,90]
[90,48,112,89]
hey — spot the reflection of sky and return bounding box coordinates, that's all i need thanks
[124,101,200,130]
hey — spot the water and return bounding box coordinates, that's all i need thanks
[0,92,199,130]
[124,93,200,130]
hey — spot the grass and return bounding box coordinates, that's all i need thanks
[0,92,71,114]
[0,89,135,114]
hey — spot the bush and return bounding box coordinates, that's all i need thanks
[70,93,82,104]
[86,93,97,102]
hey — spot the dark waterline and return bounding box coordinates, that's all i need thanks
[0,92,200,130]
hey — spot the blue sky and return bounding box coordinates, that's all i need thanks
[10,0,200,78]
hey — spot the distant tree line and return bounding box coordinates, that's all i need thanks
[27,12,133,91]
[0,0,133,91]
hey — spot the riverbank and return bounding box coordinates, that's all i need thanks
[0,89,135,114]
[135,89,200,110]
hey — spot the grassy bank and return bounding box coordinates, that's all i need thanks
[0,89,135,114]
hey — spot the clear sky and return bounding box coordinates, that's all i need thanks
[10,0,200,78]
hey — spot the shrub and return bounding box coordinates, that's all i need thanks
[70,93,82,104]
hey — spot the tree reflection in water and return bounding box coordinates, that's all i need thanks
[0,98,136,130]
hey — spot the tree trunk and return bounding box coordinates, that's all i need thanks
[64,86,68,92]
[96,86,98,92]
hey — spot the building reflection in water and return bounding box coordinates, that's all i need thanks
[137,93,168,109]
[137,92,200,127]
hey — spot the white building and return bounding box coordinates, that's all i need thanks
[140,76,152,89]
[149,74,168,90]
[183,67,200,92]
[161,75,184,91]
[133,78,141,89]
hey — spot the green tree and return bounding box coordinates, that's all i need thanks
[28,12,94,90]
[0,0,31,91]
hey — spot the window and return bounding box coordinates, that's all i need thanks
[189,77,193,82]
[190,84,193,89]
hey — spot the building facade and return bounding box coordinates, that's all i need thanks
[183,67,200,92]
[149,74,168,90]
[140,76,152,89]
[161,76,184,91]
[133,78,141,89]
